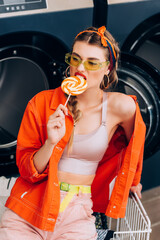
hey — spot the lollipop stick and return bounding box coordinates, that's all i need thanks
[64,93,71,106]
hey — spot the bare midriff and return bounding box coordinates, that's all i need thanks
[58,171,95,186]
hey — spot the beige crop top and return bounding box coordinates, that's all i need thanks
[58,92,108,175]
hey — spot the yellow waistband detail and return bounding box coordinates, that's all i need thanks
[59,182,91,212]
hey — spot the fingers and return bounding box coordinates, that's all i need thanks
[48,116,64,128]
[130,183,142,199]
[49,104,68,120]
[56,104,68,116]
[47,104,68,132]
[138,183,142,191]
[46,105,68,145]
[136,188,142,199]
[137,183,142,199]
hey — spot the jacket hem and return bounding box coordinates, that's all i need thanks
[5,196,56,232]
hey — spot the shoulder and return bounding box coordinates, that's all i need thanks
[107,92,136,120]
[29,87,63,106]
[30,89,55,103]
[23,89,57,114]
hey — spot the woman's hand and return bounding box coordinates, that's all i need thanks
[130,183,142,199]
[33,104,68,174]
[47,104,68,146]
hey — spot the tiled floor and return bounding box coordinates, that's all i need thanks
[141,186,160,240]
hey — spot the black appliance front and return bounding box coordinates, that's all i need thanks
[106,0,160,190]
[0,3,93,176]
[121,12,160,190]
[0,31,69,176]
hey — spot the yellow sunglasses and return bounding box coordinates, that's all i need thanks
[65,53,110,71]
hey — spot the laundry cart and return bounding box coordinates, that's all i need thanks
[96,193,152,240]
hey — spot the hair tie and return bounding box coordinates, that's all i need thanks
[97,26,107,47]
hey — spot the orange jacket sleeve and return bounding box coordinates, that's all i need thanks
[16,100,48,183]
[131,137,145,186]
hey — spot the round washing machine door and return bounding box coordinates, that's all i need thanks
[0,32,68,176]
[122,13,160,73]
[112,52,160,159]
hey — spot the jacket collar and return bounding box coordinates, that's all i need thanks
[50,87,67,110]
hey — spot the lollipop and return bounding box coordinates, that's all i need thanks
[61,75,87,106]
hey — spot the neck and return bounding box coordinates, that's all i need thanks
[77,88,103,107]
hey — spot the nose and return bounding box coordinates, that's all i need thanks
[77,61,85,72]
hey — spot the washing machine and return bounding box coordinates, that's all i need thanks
[0,0,94,176]
[105,0,160,190]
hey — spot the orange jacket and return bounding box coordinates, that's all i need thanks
[5,87,146,231]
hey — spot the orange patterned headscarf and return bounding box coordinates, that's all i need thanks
[75,26,117,71]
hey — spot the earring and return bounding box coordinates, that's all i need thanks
[65,66,70,78]
[106,74,110,85]
[101,75,109,89]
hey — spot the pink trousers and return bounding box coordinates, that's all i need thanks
[0,191,97,240]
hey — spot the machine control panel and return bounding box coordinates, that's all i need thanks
[0,0,47,14]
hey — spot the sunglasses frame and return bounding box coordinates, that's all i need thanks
[65,53,110,71]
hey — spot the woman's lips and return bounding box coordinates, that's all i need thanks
[75,72,86,80]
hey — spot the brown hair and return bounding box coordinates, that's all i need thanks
[67,26,120,151]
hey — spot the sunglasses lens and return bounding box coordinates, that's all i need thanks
[65,54,69,65]
[70,55,80,67]
[65,53,80,67]
[84,60,100,71]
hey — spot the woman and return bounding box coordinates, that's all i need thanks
[0,26,146,239]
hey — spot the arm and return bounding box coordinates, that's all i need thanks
[130,115,146,199]
[16,100,45,183]
[119,95,136,142]
[118,95,143,198]
[17,97,68,183]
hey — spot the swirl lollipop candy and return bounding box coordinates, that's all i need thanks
[61,76,87,106]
